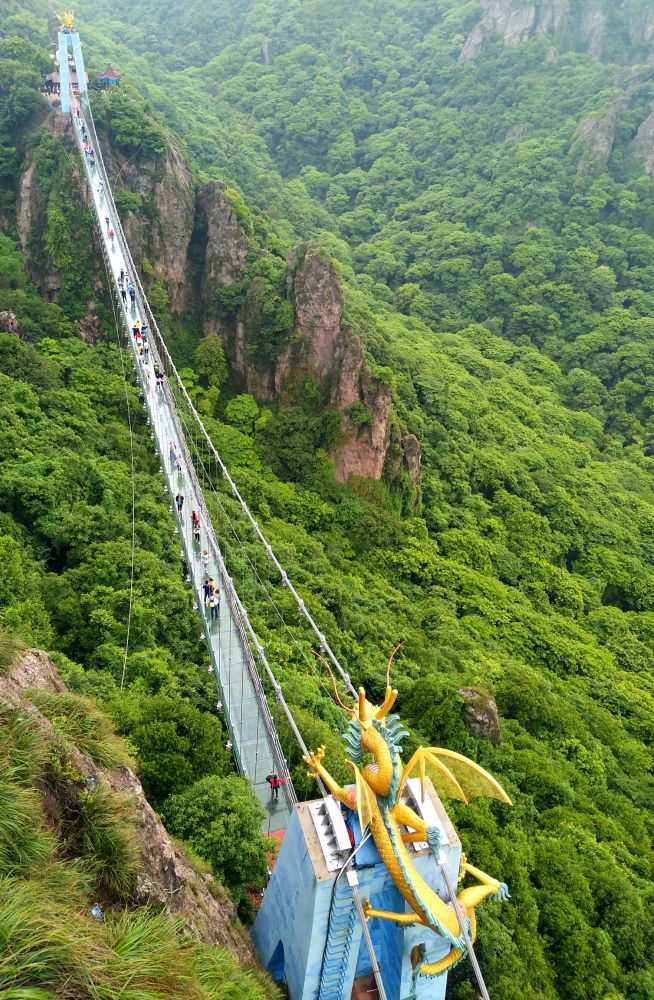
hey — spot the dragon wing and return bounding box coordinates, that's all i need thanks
[348,761,377,833]
[396,747,512,806]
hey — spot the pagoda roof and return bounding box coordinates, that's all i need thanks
[98,64,121,80]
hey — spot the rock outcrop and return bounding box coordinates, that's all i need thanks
[459,0,568,63]
[571,101,627,175]
[625,0,654,53]
[628,110,654,176]
[458,687,502,745]
[198,180,250,331]
[15,105,421,492]
[100,140,195,312]
[16,160,62,296]
[279,246,408,483]
[458,0,654,64]
[1,648,260,966]
[0,310,20,337]
[196,191,421,485]
[575,0,605,59]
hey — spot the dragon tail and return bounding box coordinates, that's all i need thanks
[412,910,476,979]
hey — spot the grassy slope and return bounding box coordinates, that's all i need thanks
[0,671,279,1000]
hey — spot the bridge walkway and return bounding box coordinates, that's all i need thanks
[70,104,293,833]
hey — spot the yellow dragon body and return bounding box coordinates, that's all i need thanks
[305,682,512,980]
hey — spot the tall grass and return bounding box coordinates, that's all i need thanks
[0,632,23,676]
[0,876,106,994]
[195,948,282,1000]
[0,989,56,998]
[28,691,134,770]
[60,784,139,900]
[0,709,47,786]
[0,779,53,876]
[0,682,280,1000]
[101,910,202,1000]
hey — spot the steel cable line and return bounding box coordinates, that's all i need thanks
[76,93,329,788]
[81,106,356,699]
[167,414,342,710]
[52,122,138,691]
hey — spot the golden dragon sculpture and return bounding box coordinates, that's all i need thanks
[304,653,512,981]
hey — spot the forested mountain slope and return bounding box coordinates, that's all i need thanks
[1,2,654,999]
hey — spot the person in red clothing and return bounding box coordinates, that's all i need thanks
[266,772,289,800]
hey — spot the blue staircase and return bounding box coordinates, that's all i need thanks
[318,877,358,1000]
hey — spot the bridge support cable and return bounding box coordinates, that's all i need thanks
[70,99,300,829]
[79,99,356,701]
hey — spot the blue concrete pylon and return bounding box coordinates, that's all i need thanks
[253,781,460,1000]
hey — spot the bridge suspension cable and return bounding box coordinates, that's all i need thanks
[64,39,492,998]
[80,112,356,701]
[70,94,320,824]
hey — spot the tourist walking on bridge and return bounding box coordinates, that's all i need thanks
[266,772,289,801]
[208,589,220,622]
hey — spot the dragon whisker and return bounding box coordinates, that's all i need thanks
[311,648,355,714]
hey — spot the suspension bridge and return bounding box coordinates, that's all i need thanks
[52,21,510,1000]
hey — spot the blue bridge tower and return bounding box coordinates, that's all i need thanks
[253,779,460,1000]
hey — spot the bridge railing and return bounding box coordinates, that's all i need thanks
[79,91,324,765]
[73,98,298,810]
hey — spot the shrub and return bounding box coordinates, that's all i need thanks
[162,775,268,902]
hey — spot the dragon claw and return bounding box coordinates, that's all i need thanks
[493,882,511,902]
[304,746,326,776]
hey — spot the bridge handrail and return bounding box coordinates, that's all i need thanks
[75,101,298,807]
[80,97,355,701]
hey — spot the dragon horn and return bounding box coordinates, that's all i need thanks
[358,687,368,723]
[386,641,405,689]
[310,649,355,714]
[375,686,399,720]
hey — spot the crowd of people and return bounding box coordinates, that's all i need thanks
[173,486,218,622]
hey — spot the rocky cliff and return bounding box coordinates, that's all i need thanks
[628,111,654,176]
[99,137,195,313]
[452,1,654,182]
[571,99,628,176]
[15,105,420,491]
[195,183,421,487]
[16,113,76,299]
[459,0,654,65]
[15,113,103,341]
[282,245,394,482]
[1,647,260,965]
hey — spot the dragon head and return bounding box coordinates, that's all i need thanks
[341,684,410,798]
[342,684,406,757]
[313,644,409,797]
